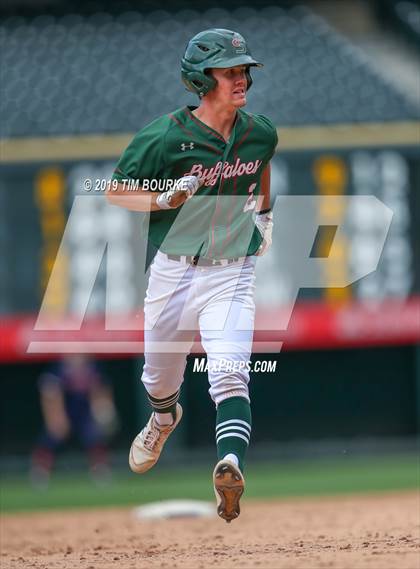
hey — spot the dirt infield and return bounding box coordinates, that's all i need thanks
[1,491,419,569]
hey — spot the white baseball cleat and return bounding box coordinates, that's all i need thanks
[129,403,183,474]
[213,459,245,523]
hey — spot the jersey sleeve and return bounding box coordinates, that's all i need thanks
[112,117,167,183]
[255,114,278,161]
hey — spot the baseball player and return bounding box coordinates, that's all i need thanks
[30,355,117,488]
[107,28,277,522]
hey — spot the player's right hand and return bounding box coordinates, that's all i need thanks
[156,175,202,209]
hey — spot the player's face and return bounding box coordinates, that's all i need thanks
[210,66,248,108]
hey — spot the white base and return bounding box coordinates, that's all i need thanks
[132,499,216,520]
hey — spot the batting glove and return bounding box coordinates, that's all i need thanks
[156,175,201,209]
[254,209,273,256]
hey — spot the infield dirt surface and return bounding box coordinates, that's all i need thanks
[1,491,419,568]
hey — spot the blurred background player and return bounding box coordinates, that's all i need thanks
[30,355,119,488]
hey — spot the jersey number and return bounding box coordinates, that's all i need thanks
[243,183,257,212]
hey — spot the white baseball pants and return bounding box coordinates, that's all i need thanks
[141,251,256,407]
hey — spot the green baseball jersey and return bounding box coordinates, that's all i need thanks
[112,105,278,259]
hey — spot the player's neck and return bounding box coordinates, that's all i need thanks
[192,104,238,142]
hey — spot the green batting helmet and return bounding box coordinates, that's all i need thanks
[181,28,263,97]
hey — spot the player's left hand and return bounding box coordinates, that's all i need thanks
[254,209,273,256]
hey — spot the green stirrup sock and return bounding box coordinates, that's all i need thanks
[215,396,252,473]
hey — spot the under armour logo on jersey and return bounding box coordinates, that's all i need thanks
[181,142,195,151]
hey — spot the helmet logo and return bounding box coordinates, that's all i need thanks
[232,35,246,53]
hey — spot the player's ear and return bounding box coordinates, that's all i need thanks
[204,69,215,81]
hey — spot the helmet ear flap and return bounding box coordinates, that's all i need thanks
[182,69,217,97]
